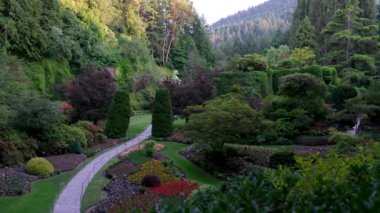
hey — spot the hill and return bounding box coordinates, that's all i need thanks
[211,0,297,57]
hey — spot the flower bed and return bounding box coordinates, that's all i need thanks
[45,154,87,172]
[127,160,178,183]
[108,191,160,213]
[91,179,139,213]
[105,160,140,179]
[147,180,198,197]
[118,143,166,159]
[0,168,37,196]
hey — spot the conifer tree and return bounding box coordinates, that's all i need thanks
[294,17,317,49]
[152,89,173,138]
[322,0,378,63]
[105,91,131,139]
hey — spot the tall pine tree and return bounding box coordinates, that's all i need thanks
[322,0,378,63]
[294,17,317,49]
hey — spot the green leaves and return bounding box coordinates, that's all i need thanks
[152,89,173,138]
[105,90,131,139]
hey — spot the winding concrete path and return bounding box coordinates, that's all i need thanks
[53,125,152,213]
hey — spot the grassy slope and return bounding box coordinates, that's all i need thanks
[0,114,152,213]
[160,142,220,186]
[81,114,152,211]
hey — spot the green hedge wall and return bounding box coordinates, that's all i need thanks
[272,66,337,93]
[215,71,271,99]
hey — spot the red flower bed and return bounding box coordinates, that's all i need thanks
[147,180,198,197]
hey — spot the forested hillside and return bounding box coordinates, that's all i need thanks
[0,0,214,166]
[211,0,297,60]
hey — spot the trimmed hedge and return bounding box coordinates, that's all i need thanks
[294,135,333,146]
[105,90,131,139]
[26,157,54,176]
[152,89,173,138]
[215,71,271,98]
[272,66,337,93]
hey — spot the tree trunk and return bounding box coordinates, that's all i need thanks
[164,35,175,65]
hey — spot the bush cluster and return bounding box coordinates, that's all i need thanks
[74,121,107,146]
[215,71,270,99]
[41,124,87,154]
[164,144,380,212]
[26,157,54,176]
[0,130,37,166]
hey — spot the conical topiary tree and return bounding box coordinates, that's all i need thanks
[152,89,173,137]
[105,90,131,139]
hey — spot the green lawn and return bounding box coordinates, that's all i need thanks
[126,114,152,139]
[173,118,186,130]
[0,114,152,213]
[81,114,152,211]
[159,141,220,186]
[125,149,152,164]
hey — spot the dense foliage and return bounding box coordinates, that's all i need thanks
[152,89,173,138]
[66,66,116,124]
[26,157,54,176]
[185,94,275,151]
[164,144,380,212]
[105,91,131,139]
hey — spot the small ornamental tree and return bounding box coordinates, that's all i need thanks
[152,89,173,137]
[105,91,131,139]
[66,65,116,124]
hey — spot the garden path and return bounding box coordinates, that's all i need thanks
[53,125,152,213]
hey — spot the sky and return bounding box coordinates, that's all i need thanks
[192,0,269,24]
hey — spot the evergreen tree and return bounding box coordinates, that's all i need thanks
[294,17,317,49]
[152,89,173,137]
[322,0,378,63]
[105,91,131,139]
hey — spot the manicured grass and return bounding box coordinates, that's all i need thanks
[159,142,220,186]
[125,149,152,164]
[173,118,186,130]
[0,153,101,213]
[0,114,152,213]
[126,114,152,139]
[0,170,73,213]
[81,114,152,211]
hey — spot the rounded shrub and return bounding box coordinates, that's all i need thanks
[105,90,131,139]
[152,89,173,137]
[142,175,161,187]
[269,152,296,169]
[26,157,54,176]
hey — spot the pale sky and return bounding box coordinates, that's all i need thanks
[192,0,269,24]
